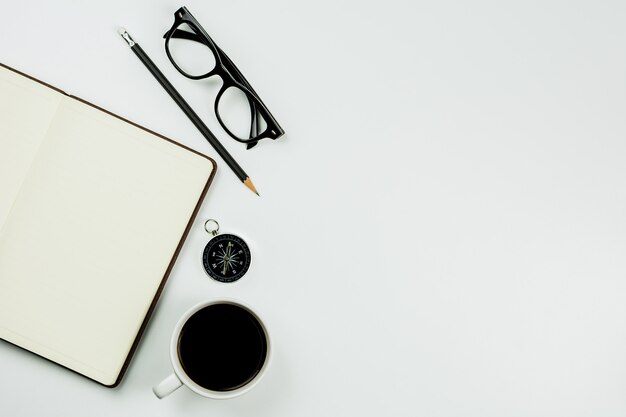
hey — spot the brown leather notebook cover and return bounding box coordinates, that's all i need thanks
[0,62,216,387]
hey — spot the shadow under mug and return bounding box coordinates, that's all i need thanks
[153,298,271,399]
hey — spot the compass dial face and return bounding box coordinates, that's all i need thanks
[202,234,251,283]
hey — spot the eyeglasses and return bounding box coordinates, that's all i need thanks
[164,6,284,149]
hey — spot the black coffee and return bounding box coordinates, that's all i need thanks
[177,303,268,392]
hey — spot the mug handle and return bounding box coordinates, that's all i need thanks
[153,373,183,399]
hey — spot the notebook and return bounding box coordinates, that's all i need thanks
[0,63,217,387]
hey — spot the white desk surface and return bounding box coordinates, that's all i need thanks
[1,1,626,415]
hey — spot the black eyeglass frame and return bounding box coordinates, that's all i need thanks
[164,6,284,149]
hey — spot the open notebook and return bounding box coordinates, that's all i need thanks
[0,63,216,386]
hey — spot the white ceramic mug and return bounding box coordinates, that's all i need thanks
[153,299,271,399]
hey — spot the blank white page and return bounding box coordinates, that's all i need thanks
[0,94,215,386]
[0,66,63,230]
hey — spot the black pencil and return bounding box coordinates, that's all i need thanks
[118,28,258,196]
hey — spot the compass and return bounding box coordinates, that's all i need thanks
[201,219,251,283]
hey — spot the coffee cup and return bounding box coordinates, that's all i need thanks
[153,299,271,399]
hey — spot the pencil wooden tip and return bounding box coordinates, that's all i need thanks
[244,178,259,196]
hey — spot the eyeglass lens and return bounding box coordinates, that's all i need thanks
[167,23,216,77]
[217,86,267,140]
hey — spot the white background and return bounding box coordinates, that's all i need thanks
[1,0,626,415]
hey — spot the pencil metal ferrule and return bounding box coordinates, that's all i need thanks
[118,28,135,47]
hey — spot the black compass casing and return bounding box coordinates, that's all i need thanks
[202,234,251,283]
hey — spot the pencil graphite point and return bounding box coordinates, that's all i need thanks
[244,178,260,196]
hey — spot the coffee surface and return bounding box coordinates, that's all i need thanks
[178,303,267,391]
